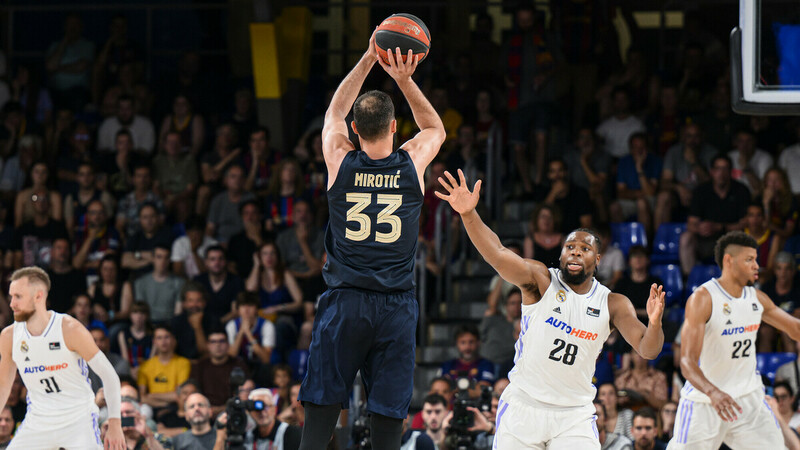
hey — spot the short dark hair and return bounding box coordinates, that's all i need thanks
[185,215,205,231]
[422,393,448,409]
[714,231,758,268]
[138,201,158,215]
[628,245,649,259]
[629,131,649,148]
[205,245,226,260]
[430,376,453,390]
[569,227,602,251]
[250,126,271,141]
[632,406,658,423]
[454,323,480,341]
[153,324,175,337]
[775,380,794,397]
[710,153,732,169]
[154,242,171,254]
[237,291,260,308]
[118,94,134,105]
[181,280,207,303]
[353,90,395,141]
[239,199,261,215]
[115,129,132,141]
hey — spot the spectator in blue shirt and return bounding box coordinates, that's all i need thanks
[438,324,496,392]
[611,132,663,236]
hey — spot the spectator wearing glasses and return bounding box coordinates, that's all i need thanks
[191,330,249,416]
[657,401,677,442]
[773,381,800,429]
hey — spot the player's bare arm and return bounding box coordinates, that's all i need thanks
[759,289,800,340]
[436,169,550,303]
[608,284,665,359]
[379,48,446,190]
[681,287,742,422]
[0,326,17,410]
[321,32,379,187]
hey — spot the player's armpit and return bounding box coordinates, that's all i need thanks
[759,290,800,341]
[61,314,101,361]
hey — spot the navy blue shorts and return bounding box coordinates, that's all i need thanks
[298,287,418,419]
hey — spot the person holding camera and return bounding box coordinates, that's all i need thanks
[440,403,496,450]
[102,397,170,450]
[213,388,301,450]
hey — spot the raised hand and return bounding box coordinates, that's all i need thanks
[646,283,665,325]
[435,169,482,215]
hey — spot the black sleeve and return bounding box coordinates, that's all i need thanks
[283,425,303,450]
[688,184,706,218]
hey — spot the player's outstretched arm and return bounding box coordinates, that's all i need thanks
[380,48,446,176]
[681,288,742,422]
[759,290,800,341]
[436,169,549,300]
[62,316,126,450]
[0,327,17,411]
[610,284,665,359]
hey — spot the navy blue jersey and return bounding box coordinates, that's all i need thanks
[323,149,423,292]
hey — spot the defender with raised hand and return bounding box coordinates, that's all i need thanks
[436,169,665,449]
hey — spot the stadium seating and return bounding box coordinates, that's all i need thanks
[611,222,648,257]
[651,223,686,264]
[650,264,684,307]
[685,264,721,299]
[757,352,797,384]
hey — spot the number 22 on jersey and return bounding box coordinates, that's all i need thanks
[345,193,402,243]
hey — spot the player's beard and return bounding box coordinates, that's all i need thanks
[560,261,591,285]
[13,308,34,322]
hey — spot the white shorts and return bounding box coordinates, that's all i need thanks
[494,385,600,450]
[8,408,102,450]
[667,389,782,450]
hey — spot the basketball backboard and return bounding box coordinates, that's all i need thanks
[732,0,800,114]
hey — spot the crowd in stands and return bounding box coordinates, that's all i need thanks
[1,3,800,450]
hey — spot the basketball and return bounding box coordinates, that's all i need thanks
[374,13,430,65]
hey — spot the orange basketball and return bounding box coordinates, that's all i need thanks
[374,14,430,65]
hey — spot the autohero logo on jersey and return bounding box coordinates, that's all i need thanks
[721,323,760,336]
[23,362,69,374]
[544,317,599,340]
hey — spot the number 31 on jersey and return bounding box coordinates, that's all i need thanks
[345,193,402,243]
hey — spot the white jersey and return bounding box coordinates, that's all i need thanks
[508,268,611,407]
[11,312,96,422]
[681,279,763,403]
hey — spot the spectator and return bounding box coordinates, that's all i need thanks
[228,200,271,277]
[277,382,305,427]
[615,246,663,322]
[421,394,448,449]
[0,406,13,449]
[598,382,634,440]
[88,255,126,321]
[14,160,62,228]
[88,326,131,392]
[116,165,166,239]
[45,13,94,110]
[654,123,716,229]
[46,237,86,313]
[679,154,750,274]
[729,128,772,197]
[72,199,121,275]
[596,224,626,290]
[55,121,92,195]
[593,400,633,450]
[133,244,185,323]
[246,242,303,358]
[153,131,198,220]
[138,325,191,409]
[485,242,522,318]
[111,397,170,450]
[630,407,666,450]
[227,88,258,144]
[765,395,800,450]
[13,191,68,268]
[778,121,800,196]
[154,380,196,435]
[762,167,798,240]
[63,162,115,241]
[657,401,677,442]
[243,126,281,196]
[596,88,646,159]
[534,158,593,234]
[158,94,205,155]
[171,393,216,450]
[102,130,135,196]
[11,64,53,125]
[761,252,800,353]
[297,129,327,204]
[480,288,521,377]
[213,388,302,450]
[121,202,173,278]
[410,377,455,429]
[5,376,25,425]
[197,123,241,215]
[170,281,221,359]
[172,215,217,279]
[505,4,557,191]
[92,14,141,104]
[98,94,155,154]
[206,164,255,244]
[70,293,106,330]
[118,301,154,379]
[439,324,496,388]
[273,364,293,414]
[191,330,249,415]
[646,83,684,156]
[743,202,780,279]
[226,292,275,379]
[276,199,324,303]
[263,159,307,232]
[610,133,662,235]
[523,204,563,268]
[445,124,485,185]
[614,352,668,410]
[194,245,243,322]
[563,127,612,223]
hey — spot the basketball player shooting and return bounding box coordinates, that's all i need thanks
[297,30,445,450]
[0,267,125,449]
[436,170,665,449]
[669,231,800,449]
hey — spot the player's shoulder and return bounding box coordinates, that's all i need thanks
[0,323,14,341]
